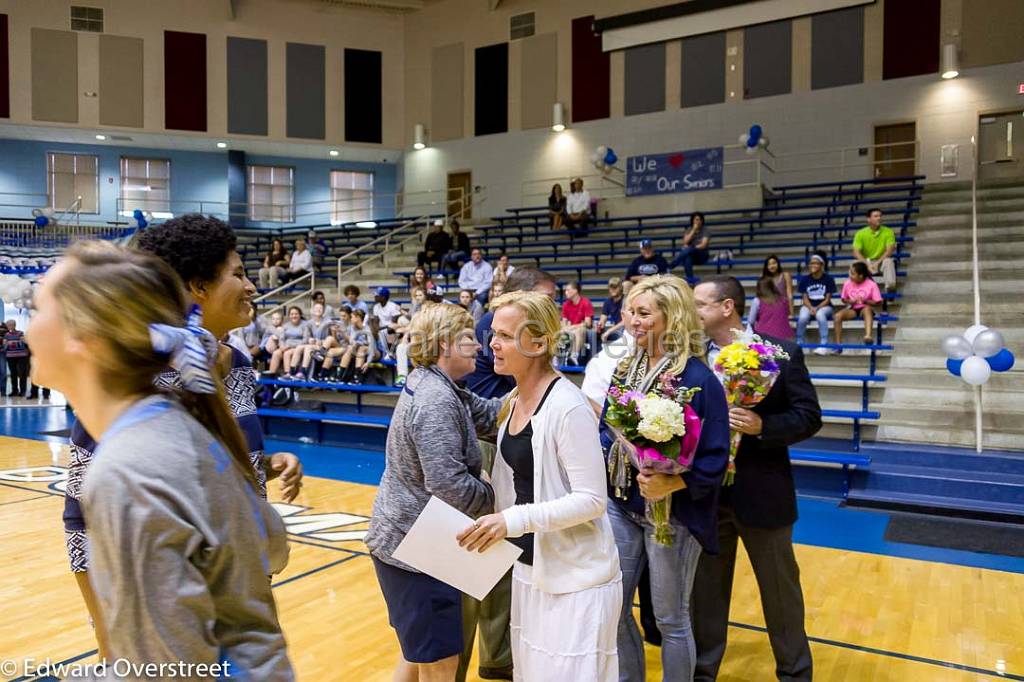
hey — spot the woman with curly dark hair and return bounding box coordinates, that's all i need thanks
[63,214,304,658]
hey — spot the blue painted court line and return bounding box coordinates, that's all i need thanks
[793,497,1024,574]
[729,621,1024,681]
[272,553,361,589]
[0,480,64,498]
[0,493,51,507]
[287,536,368,556]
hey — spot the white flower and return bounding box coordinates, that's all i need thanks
[636,395,686,443]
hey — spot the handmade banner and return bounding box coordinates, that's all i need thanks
[626,147,724,196]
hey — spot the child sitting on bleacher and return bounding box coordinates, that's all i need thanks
[458,289,485,323]
[295,302,335,381]
[749,273,794,341]
[336,309,375,384]
[343,284,369,316]
[796,254,837,354]
[319,307,352,381]
[833,261,882,351]
[278,306,313,378]
[236,306,268,365]
[262,311,286,374]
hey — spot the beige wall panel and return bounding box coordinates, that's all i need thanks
[960,0,1024,68]
[431,42,464,142]
[520,32,558,131]
[31,28,77,123]
[99,35,144,128]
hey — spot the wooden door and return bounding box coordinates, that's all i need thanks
[874,123,917,179]
[447,171,472,220]
[978,111,1024,182]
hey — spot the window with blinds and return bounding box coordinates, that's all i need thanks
[47,152,99,214]
[330,170,374,225]
[119,157,171,216]
[248,165,295,222]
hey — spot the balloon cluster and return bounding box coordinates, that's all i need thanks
[0,274,36,310]
[132,209,149,230]
[590,146,618,174]
[942,324,1016,386]
[738,124,769,156]
[31,207,56,228]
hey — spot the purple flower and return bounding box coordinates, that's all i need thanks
[750,343,769,356]
[619,390,645,406]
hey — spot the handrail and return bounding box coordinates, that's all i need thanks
[969,136,983,454]
[252,270,316,318]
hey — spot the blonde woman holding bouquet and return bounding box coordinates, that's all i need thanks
[457,291,622,682]
[599,275,730,682]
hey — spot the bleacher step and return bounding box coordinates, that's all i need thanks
[845,489,1024,524]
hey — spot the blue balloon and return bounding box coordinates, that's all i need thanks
[34,215,49,228]
[946,358,963,377]
[138,218,148,229]
[748,124,763,147]
[604,149,617,166]
[986,349,1015,372]
[133,209,144,220]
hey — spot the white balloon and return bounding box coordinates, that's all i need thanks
[739,133,749,145]
[960,356,992,386]
[972,329,1005,357]
[963,324,988,345]
[596,145,607,157]
[758,136,770,148]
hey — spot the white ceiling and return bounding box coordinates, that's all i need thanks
[0,123,405,164]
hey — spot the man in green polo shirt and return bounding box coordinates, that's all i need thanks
[852,208,897,292]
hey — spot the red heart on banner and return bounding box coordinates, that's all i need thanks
[668,154,685,168]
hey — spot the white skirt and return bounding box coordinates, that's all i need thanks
[510,562,622,682]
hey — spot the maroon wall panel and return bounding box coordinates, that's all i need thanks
[882,0,940,80]
[164,30,207,131]
[0,15,9,118]
[572,15,610,123]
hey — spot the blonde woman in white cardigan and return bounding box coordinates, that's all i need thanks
[458,291,622,682]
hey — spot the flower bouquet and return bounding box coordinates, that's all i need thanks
[712,329,789,485]
[605,373,702,546]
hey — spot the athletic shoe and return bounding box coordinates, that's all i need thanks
[813,347,829,356]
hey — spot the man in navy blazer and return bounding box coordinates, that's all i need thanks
[692,275,822,682]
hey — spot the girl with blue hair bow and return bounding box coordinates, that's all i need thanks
[27,240,294,678]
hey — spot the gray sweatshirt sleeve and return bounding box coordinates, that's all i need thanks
[83,407,294,681]
[411,401,495,518]
[456,386,504,440]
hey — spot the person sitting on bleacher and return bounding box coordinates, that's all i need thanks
[459,248,494,305]
[278,306,314,378]
[796,254,837,354]
[668,211,711,282]
[625,240,670,283]
[336,308,376,384]
[560,281,594,366]
[459,289,485,323]
[596,277,625,343]
[833,261,882,351]
[749,272,794,341]
[238,306,268,365]
[307,229,328,268]
[408,266,437,294]
[262,310,286,374]
[258,238,289,290]
[319,307,352,382]
[310,289,336,319]
[295,302,335,381]
[492,253,515,288]
[548,183,567,231]
[343,284,369,316]
[852,208,897,294]
[283,239,312,283]
[441,219,472,271]
[418,219,452,270]
[565,177,591,236]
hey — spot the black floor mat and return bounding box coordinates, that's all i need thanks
[884,515,1024,558]
[38,429,71,438]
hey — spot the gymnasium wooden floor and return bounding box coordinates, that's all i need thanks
[1,426,1023,681]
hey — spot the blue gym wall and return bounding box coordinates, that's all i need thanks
[0,138,398,229]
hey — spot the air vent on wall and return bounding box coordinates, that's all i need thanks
[71,6,104,33]
[109,135,133,141]
[510,12,535,41]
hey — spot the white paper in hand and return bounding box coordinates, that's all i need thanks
[392,496,522,600]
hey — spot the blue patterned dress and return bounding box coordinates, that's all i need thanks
[63,344,267,572]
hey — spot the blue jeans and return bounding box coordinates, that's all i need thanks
[669,247,709,280]
[442,251,468,271]
[608,500,702,682]
[0,354,6,395]
[796,305,833,344]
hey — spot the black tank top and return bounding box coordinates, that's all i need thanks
[500,377,560,566]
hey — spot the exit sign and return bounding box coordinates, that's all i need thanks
[1019,83,1024,94]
